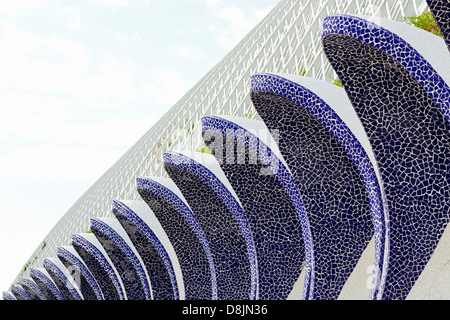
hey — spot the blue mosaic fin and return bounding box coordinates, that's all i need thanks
[57,245,104,300]
[43,257,83,300]
[20,277,47,300]
[72,233,126,300]
[112,200,182,300]
[136,177,217,300]
[90,217,153,300]
[30,267,64,300]
[201,115,306,300]
[163,150,258,300]
[322,14,450,300]
[250,73,377,300]
[427,0,450,51]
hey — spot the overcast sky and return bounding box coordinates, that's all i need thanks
[0,0,280,294]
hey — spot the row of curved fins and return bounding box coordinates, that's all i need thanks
[4,12,450,300]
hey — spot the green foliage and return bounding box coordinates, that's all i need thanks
[403,11,442,37]
[298,68,307,76]
[242,109,256,119]
[195,143,213,155]
[329,76,343,87]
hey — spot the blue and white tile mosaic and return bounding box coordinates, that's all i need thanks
[30,267,64,300]
[57,245,104,300]
[201,115,305,299]
[20,277,46,300]
[2,291,16,300]
[72,233,126,300]
[43,257,83,300]
[427,0,450,50]
[322,14,450,299]
[163,151,257,300]
[11,284,30,301]
[250,74,375,299]
[112,200,181,300]
[90,217,152,300]
[136,177,217,300]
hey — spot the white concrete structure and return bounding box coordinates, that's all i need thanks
[11,0,428,290]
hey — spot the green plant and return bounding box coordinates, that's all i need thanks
[195,142,213,155]
[403,11,442,37]
[242,109,256,119]
[329,76,343,87]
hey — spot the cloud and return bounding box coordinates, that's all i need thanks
[96,0,151,9]
[0,0,47,15]
[168,44,205,60]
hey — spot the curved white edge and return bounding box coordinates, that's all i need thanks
[19,278,44,300]
[74,232,127,300]
[203,115,290,170]
[45,257,83,299]
[355,14,450,85]
[93,216,153,299]
[58,245,104,300]
[32,267,64,300]
[168,150,243,210]
[117,199,185,300]
[143,177,191,209]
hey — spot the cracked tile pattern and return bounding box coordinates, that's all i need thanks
[72,234,125,300]
[201,115,306,300]
[112,200,178,300]
[250,74,374,300]
[163,151,256,300]
[322,14,450,299]
[137,177,217,300]
[90,218,152,300]
[57,245,104,300]
[30,268,63,300]
[427,0,450,50]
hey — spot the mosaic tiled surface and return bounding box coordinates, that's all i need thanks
[43,257,82,300]
[57,245,104,300]
[137,177,217,300]
[112,200,180,300]
[163,151,257,300]
[90,217,152,300]
[30,267,64,300]
[322,14,450,299]
[427,0,450,50]
[201,115,305,300]
[250,74,375,300]
[2,291,16,300]
[11,284,30,300]
[21,277,46,300]
[72,233,125,300]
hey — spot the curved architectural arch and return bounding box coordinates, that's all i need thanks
[30,267,64,300]
[2,291,16,300]
[43,257,83,300]
[136,177,217,300]
[57,245,104,300]
[72,233,126,300]
[11,284,30,300]
[322,14,450,300]
[426,0,450,50]
[250,73,376,299]
[20,277,46,300]
[90,217,152,300]
[112,200,183,300]
[201,115,306,299]
[163,151,257,300]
